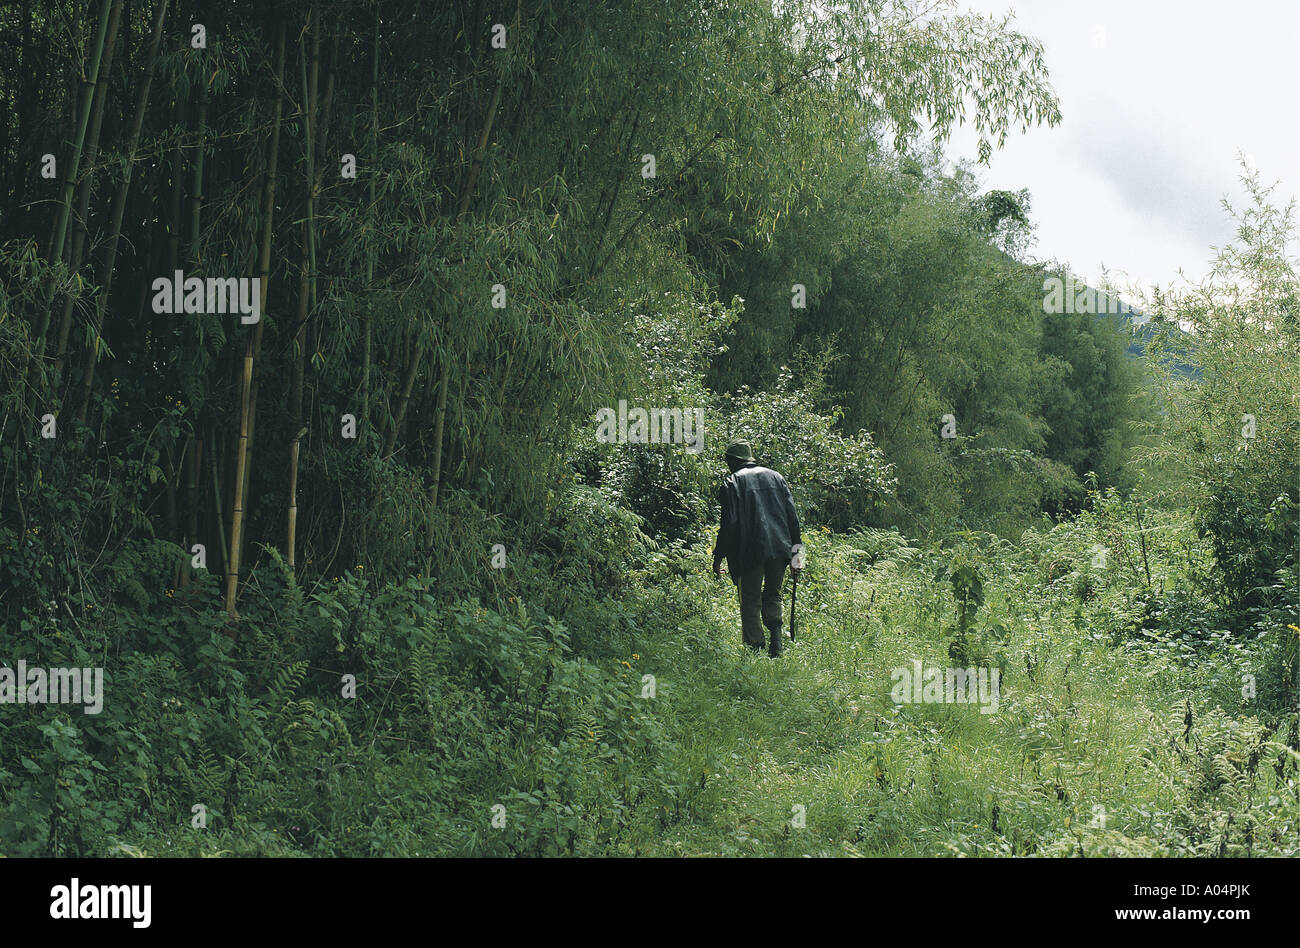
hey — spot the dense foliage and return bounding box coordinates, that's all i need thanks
[0,0,1294,856]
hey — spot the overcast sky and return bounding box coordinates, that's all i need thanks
[940,0,1300,294]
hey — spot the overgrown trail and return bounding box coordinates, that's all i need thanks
[6,501,1294,858]
[625,519,1298,857]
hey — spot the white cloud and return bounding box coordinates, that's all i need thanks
[939,0,1300,289]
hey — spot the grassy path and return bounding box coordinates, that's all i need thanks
[627,523,1297,856]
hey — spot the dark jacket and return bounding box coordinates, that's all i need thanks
[712,463,802,581]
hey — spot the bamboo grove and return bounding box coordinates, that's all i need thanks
[3,0,1298,860]
[0,0,1064,621]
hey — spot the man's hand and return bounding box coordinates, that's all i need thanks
[713,560,724,578]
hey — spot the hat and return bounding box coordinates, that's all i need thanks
[724,441,755,462]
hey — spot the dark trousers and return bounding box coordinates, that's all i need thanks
[737,558,787,648]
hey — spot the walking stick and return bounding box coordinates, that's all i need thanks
[789,570,797,641]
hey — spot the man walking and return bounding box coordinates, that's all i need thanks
[712,441,803,657]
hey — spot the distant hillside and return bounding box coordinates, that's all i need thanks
[1037,268,1199,379]
[1102,298,1200,381]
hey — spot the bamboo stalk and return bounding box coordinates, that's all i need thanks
[180,436,202,587]
[172,30,211,584]
[382,338,422,458]
[424,362,450,548]
[12,1,34,223]
[285,7,319,568]
[224,21,286,618]
[188,76,209,261]
[289,10,317,433]
[76,0,168,426]
[287,426,307,567]
[210,419,228,575]
[1134,501,1152,588]
[231,19,290,586]
[53,0,124,388]
[225,348,254,619]
[386,0,519,465]
[361,6,379,436]
[166,96,182,274]
[30,0,115,374]
[165,435,182,585]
